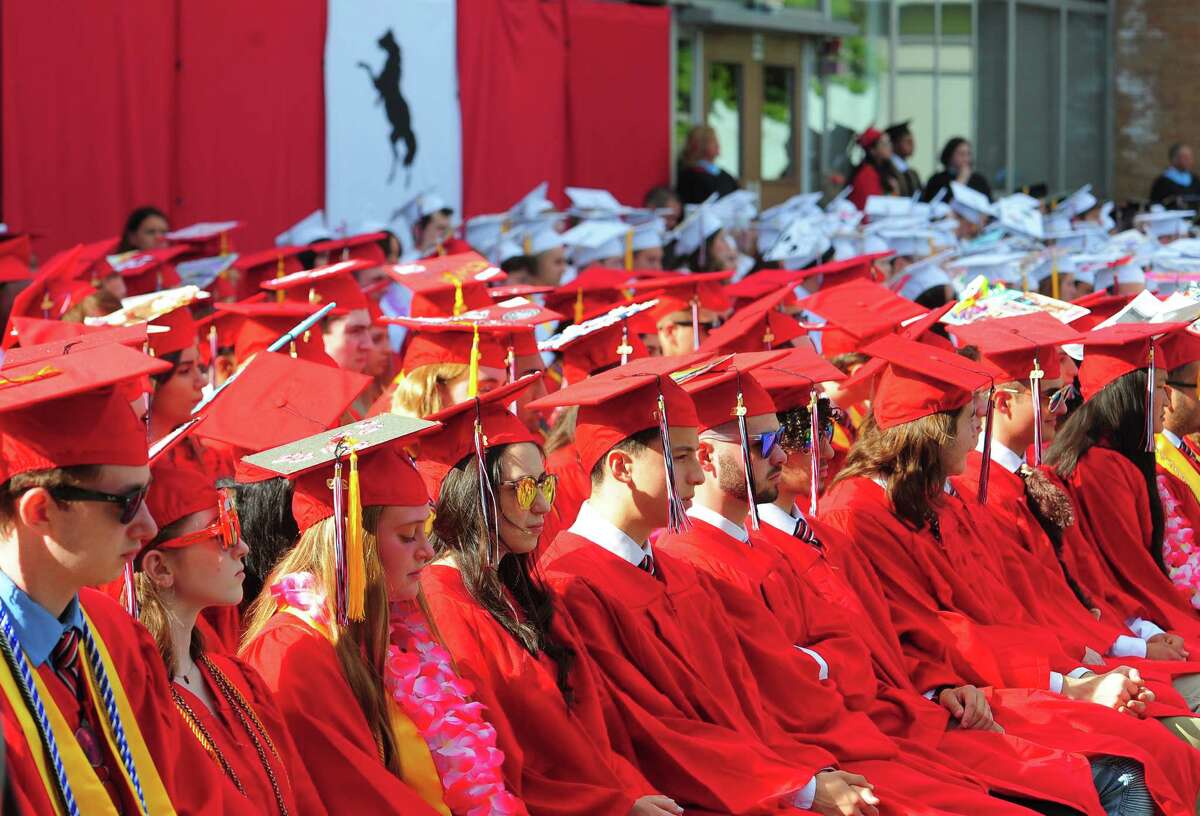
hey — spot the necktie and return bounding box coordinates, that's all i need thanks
[638,552,656,577]
[794,515,822,549]
[50,627,83,701]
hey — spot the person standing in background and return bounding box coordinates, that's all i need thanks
[886,121,923,198]
[675,125,740,205]
[1149,143,1200,208]
[846,127,899,211]
[922,137,992,204]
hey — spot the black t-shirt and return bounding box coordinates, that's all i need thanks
[920,170,992,204]
[676,163,740,205]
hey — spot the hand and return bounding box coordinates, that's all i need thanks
[812,770,880,816]
[1081,646,1105,666]
[938,685,1004,732]
[630,795,684,816]
[1090,608,1103,621]
[1062,666,1154,716]
[1146,632,1190,661]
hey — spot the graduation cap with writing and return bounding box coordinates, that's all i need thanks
[241,413,440,624]
[0,343,171,482]
[212,300,337,365]
[260,259,373,314]
[527,360,701,531]
[699,285,806,354]
[948,313,1085,463]
[194,351,370,461]
[416,374,542,529]
[387,252,506,317]
[537,299,658,384]
[800,279,926,358]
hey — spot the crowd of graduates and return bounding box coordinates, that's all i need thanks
[8,169,1200,816]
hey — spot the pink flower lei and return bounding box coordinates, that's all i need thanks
[270,571,332,626]
[1157,476,1200,609]
[386,603,524,816]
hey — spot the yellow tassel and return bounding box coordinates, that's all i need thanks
[275,255,286,304]
[468,324,481,398]
[624,230,634,271]
[219,231,229,256]
[1051,257,1060,300]
[345,447,366,622]
[443,273,466,316]
[574,288,584,324]
[523,235,532,255]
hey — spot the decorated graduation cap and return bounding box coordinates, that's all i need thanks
[527,357,701,532]
[386,251,505,317]
[949,312,1085,463]
[752,347,847,514]
[211,300,336,365]
[260,259,374,313]
[539,298,659,383]
[800,278,926,358]
[242,413,439,624]
[1068,291,1133,332]
[193,351,371,458]
[699,285,806,353]
[677,354,784,529]
[0,343,170,482]
[103,246,188,296]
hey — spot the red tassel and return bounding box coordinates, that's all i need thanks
[977,387,995,504]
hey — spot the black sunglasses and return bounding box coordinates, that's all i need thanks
[47,484,149,525]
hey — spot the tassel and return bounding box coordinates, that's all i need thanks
[467,324,481,398]
[977,386,996,504]
[219,231,229,256]
[658,386,691,533]
[208,326,219,390]
[1145,347,1157,453]
[809,388,821,517]
[1051,256,1060,301]
[123,562,138,618]
[443,274,466,316]
[331,458,348,626]
[617,323,634,365]
[40,291,53,319]
[345,447,366,622]
[574,287,584,324]
[1030,358,1044,465]
[624,229,634,271]
[506,344,517,383]
[734,379,760,530]
[474,411,501,565]
[523,235,533,256]
[691,296,701,352]
[275,255,286,304]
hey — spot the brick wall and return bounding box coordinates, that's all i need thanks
[1113,0,1200,202]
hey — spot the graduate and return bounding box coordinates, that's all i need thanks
[132,461,324,815]
[239,415,524,815]
[1047,323,1200,640]
[0,343,248,814]
[531,361,1044,816]
[1154,329,1200,605]
[819,335,1200,812]
[417,376,684,816]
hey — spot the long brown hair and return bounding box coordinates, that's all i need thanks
[239,506,403,775]
[832,410,958,531]
[430,446,576,703]
[130,512,208,676]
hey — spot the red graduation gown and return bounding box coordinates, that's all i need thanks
[420,564,646,816]
[174,653,326,815]
[540,443,589,554]
[1,589,251,815]
[1060,446,1200,638]
[821,476,1200,815]
[659,516,1105,814]
[240,613,442,814]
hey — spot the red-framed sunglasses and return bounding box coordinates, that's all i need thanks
[157,491,242,552]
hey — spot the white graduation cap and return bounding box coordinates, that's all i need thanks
[892,251,956,301]
[398,188,451,226]
[509,182,556,221]
[1147,252,1200,295]
[563,220,633,268]
[865,196,917,219]
[1134,208,1196,239]
[276,210,333,247]
[763,217,830,265]
[1099,201,1117,232]
[508,213,565,257]
[463,213,510,262]
[758,192,823,225]
[629,218,665,253]
[1045,225,1108,253]
[710,190,759,229]
[564,187,630,219]
[995,194,1045,240]
[878,229,937,258]
[1163,238,1200,258]
[1055,185,1098,218]
[947,251,1027,286]
[949,181,995,225]
[670,198,724,257]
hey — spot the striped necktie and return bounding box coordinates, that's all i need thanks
[50,628,83,701]
[638,552,656,578]
[794,514,822,549]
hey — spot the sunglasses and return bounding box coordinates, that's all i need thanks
[1046,383,1078,416]
[47,483,149,525]
[704,430,781,458]
[157,492,242,552]
[500,473,558,510]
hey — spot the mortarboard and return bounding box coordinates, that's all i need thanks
[231,245,307,299]
[276,210,333,247]
[102,246,188,297]
[1134,209,1195,240]
[398,189,453,226]
[789,251,891,287]
[544,268,633,323]
[891,253,956,302]
[861,334,999,429]
[212,300,337,365]
[242,413,440,623]
[3,320,151,360]
[564,220,637,270]
[312,232,389,266]
[564,187,630,219]
[0,344,170,481]
[1068,291,1134,332]
[260,259,374,314]
[145,461,220,538]
[800,279,926,358]
[669,197,724,259]
[1077,322,1188,401]
[387,252,506,317]
[538,300,658,384]
[699,285,806,354]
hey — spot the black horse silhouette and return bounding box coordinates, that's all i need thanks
[358,30,416,186]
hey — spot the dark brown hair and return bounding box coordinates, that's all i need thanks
[0,465,103,529]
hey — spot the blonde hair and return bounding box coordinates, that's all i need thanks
[682,125,717,164]
[239,506,402,774]
[390,363,469,418]
[133,569,204,676]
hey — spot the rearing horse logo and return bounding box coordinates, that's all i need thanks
[358,29,417,187]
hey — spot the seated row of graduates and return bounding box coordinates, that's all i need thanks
[10,314,1200,815]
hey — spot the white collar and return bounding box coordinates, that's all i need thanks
[1163,428,1184,450]
[687,502,750,544]
[978,436,1026,473]
[757,502,801,536]
[892,155,910,173]
[568,501,651,567]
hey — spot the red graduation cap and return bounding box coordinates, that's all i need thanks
[387,252,506,317]
[752,346,847,411]
[4,319,150,360]
[312,231,388,266]
[0,344,170,481]
[260,259,374,314]
[194,352,370,456]
[231,245,307,300]
[211,300,337,366]
[1068,291,1135,332]
[103,246,189,297]
[790,251,891,285]
[146,305,199,358]
[1160,328,1200,371]
[845,302,959,385]
[538,299,661,384]
[699,285,806,354]
[416,373,542,498]
[1077,322,1189,401]
[801,279,926,358]
[545,268,633,323]
[398,323,509,375]
[948,312,1084,384]
[146,461,219,536]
